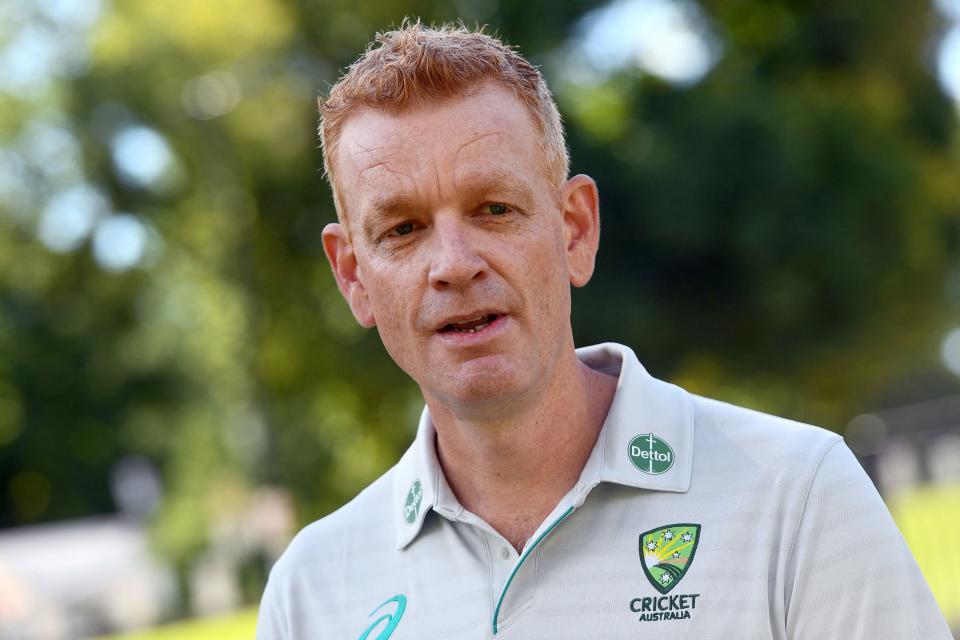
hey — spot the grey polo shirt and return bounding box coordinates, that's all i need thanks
[257,342,951,639]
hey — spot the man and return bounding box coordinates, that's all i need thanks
[257,22,951,639]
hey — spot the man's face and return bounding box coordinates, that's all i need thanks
[324,82,599,416]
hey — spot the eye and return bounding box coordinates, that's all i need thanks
[486,203,510,215]
[392,222,415,236]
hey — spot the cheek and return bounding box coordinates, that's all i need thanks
[363,261,431,361]
[369,287,417,371]
[360,259,410,329]
[522,227,572,316]
[368,282,408,331]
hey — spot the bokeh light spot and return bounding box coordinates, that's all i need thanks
[936,0,960,22]
[92,214,148,271]
[19,117,83,186]
[940,327,960,376]
[0,25,57,94]
[937,25,960,103]
[111,126,177,188]
[576,0,720,86]
[181,71,242,120]
[35,0,103,27]
[845,414,888,456]
[36,183,109,252]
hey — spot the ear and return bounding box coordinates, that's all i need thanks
[322,222,376,328]
[560,174,601,287]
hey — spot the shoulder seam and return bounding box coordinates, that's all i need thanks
[782,436,844,592]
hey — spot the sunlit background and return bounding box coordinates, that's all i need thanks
[1,0,959,637]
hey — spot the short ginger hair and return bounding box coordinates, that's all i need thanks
[318,20,569,222]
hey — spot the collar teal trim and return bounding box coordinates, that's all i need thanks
[492,506,574,634]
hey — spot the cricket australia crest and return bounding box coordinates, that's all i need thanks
[639,523,701,594]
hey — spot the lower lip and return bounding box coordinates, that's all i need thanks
[436,314,509,346]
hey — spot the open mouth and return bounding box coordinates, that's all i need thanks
[439,313,500,334]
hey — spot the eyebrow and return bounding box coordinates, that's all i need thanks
[366,193,420,216]
[360,194,420,240]
[456,171,535,206]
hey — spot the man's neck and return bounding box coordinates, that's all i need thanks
[426,350,618,552]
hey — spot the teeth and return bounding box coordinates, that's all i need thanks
[452,321,490,334]
[446,314,496,334]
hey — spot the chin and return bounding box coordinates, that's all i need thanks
[430,364,534,412]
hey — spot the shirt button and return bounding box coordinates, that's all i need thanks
[501,547,511,560]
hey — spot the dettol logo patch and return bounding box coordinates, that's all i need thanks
[404,480,422,524]
[628,433,675,475]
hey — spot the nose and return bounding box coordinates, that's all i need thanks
[427,217,486,289]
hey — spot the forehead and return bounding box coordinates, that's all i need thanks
[336,83,546,208]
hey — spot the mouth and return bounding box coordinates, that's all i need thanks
[438,313,501,334]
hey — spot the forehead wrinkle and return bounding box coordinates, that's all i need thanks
[453,130,506,162]
[354,137,411,174]
[452,128,538,181]
[359,160,411,183]
[344,138,387,172]
[452,134,536,202]
[355,147,415,193]
[342,129,405,178]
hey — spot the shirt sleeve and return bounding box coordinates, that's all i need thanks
[784,439,952,639]
[256,569,290,640]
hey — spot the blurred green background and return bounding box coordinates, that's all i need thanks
[1,0,959,637]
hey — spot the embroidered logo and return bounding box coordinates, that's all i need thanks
[628,433,675,474]
[358,595,407,640]
[638,523,701,594]
[403,480,422,524]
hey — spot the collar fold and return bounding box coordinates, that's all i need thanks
[393,407,441,550]
[393,342,695,550]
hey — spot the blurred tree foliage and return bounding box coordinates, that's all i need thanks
[566,0,960,420]
[0,0,958,605]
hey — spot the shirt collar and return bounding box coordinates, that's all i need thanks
[393,342,695,550]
